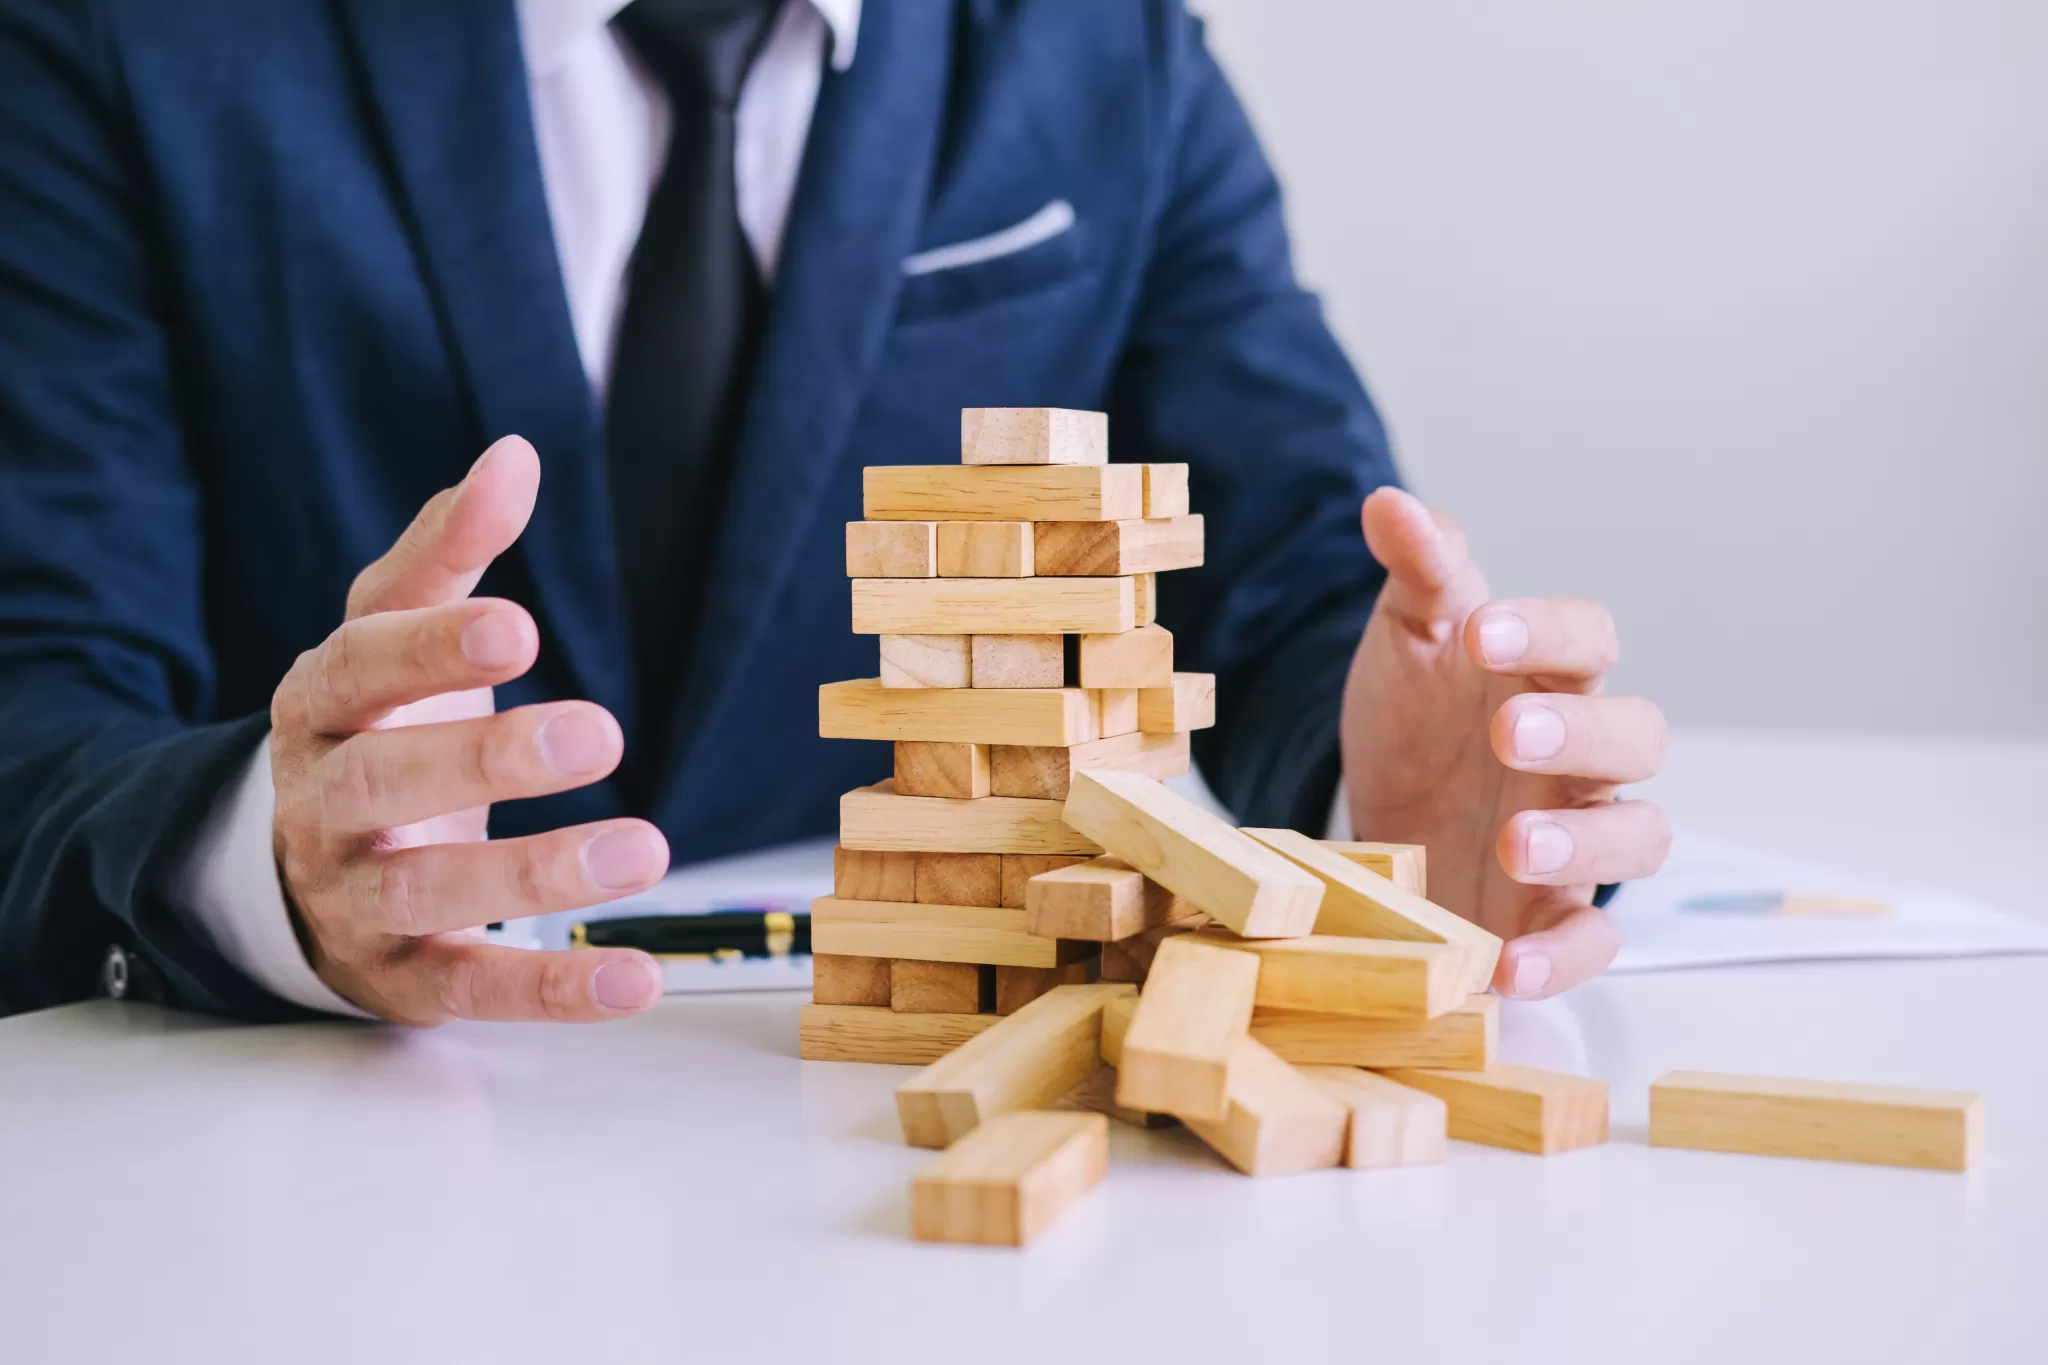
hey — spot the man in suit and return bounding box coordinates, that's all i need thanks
[0,0,1670,1024]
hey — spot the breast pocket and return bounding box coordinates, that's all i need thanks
[894,199,1093,323]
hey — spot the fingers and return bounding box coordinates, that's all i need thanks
[387,941,665,1025]
[282,599,538,735]
[347,819,669,938]
[311,702,622,835]
[345,435,541,620]
[1491,692,1668,784]
[1497,800,1672,886]
[1360,487,1490,639]
[1492,894,1620,1000]
[1465,598,1618,687]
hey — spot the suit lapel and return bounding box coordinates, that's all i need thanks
[338,0,634,736]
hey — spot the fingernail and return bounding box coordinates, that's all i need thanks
[1478,612,1529,666]
[592,959,661,1012]
[1513,704,1567,761]
[535,710,613,777]
[1510,952,1553,997]
[1523,820,1573,876]
[460,612,524,671]
[581,828,664,892]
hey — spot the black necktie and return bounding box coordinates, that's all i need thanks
[607,0,780,756]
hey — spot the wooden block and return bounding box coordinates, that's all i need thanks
[1093,687,1139,738]
[911,1111,1109,1247]
[1181,1038,1348,1177]
[1189,929,1465,1020]
[811,897,1097,968]
[1076,624,1174,689]
[1322,840,1428,897]
[865,464,1143,522]
[891,959,987,1013]
[1035,516,1205,577]
[1099,914,1210,982]
[878,635,970,689]
[811,952,892,1006]
[999,854,1092,908]
[846,521,937,577]
[1115,936,1260,1121]
[1243,826,1501,995]
[819,679,1097,747]
[1137,671,1214,734]
[1062,1063,1177,1130]
[1382,1063,1608,1155]
[1025,855,1198,941]
[840,782,1100,855]
[1299,1067,1449,1169]
[1250,995,1498,1070]
[1099,991,1136,1066]
[833,846,918,903]
[799,1004,998,1064]
[915,852,1003,907]
[1648,1071,1983,1172]
[1062,770,1323,938]
[895,983,1134,1147]
[989,730,1190,801]
[971,634,1065,689]
[853,578,1134,635]
[1142,463,1190,517]
[1133,573,1158,627]
[937,521,1034,577]
[959,407,1108,467]
[994,958,1100,1015]
[893,741,990,799]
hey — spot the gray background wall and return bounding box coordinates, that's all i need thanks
[1195,0,2048,736]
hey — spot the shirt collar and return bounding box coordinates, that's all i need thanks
[517,0,861,76]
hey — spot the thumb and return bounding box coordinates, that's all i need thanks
[346,435,541,619]
[1361,486,1489,639]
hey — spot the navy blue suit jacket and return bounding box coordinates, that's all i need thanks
[0,0,1398,1019]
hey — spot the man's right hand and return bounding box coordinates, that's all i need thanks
[267,437,669,1025]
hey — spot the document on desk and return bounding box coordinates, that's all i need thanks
[1607,829,2048,973]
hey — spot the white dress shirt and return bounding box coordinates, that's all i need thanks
[173,0,862,1018]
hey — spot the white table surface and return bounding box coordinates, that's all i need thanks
[3,727,2045,1365]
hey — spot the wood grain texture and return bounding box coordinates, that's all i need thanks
[911,1110,1108,1247]
[840,781,1101,855]
[1382,1062,1609,1155]
[1300,1067,1449,1169]
[1025,855,1197,941]
[799,1004,997,1064]
[1648,1071,1983,1171]
[971,634,1065,689]
[1034,516,1205,576]
[1250,995,1497,1070]
[891,959,986,1013]
[994,958,1100,1016]
[846,521,936,577]
[1099,991,1136,1067]
[1189,929,1466,1019]
[1062,1063,1177,1130]
[833,846,918,903]
[865,464,1142,521]
[819,678,1097,747]
[1092,687,1139,738]
[1115,935,1260,1121]
[878,635,970,688]
[1132,573,1157,626]
[895,983,1134,1147]
[811,897,1096,968]
[989,730,1190,801]
[914,852,1003,907]
[1098,915,1211,983]
[894,741,990,799]
[959,407,1108,467]
[811,953,892,1006]
[999,854,1092,908]
[1244,826,1501,994]
[1322,840,1428,897]
[1181,1038,1348,1177]
[1062,770,1323,937]
[1137,671,1215,734]
[853,578,1134,635]
[937,521,1034,576]
[1141,463,1190,517]
[1076,624,1174,689]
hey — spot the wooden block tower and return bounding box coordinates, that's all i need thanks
[802,408,1215,1060]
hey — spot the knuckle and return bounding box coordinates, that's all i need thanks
[317,627,365,721]
[327,740,390,827]
[471,715,528,790]
[435,954,483,1021]
[537,957,587,1021]
[370,857,427,938]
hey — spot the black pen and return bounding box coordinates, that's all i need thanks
[570,909,810,959]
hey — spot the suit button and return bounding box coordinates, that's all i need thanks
[101,945,130,1000]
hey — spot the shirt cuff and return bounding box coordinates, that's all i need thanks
[172,733,374,1019]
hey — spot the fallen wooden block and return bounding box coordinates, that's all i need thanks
[1114,935,1260,1121]
[895,983,1134,1147]
[1076,623,1174,689]
[1189,929,1466,1020]
[1648,1071,1984,1172]
[1034,515,1204,577]
[1025,855,1197,942]
[811,952,892,1006]
[1093,687,1139,738]
[846,521,937,577]
[914,851,1003,907]
[811,897,1096,968]
[1136,671,1215,734]
[892,959,988,1014]
[937,521,1035,576]
[971,634,1065,689]
[1099,991,1137,1066]
[1250,995,1498,1070]
[1100,914,1211,982]
[853,577,1136,636]
[1382,1062,1608,1155]
[1299,1067,1449,1169]
[1321,840,1428,897]
[989,730,1190,801]
[819,679,1098,747]
[959,407,1108,467]
[799,1004,998,1064]
[1244,826,1501,995]
[1142,463,1190,517]
[999,853,1093,908]
[865,464,1143,522]
[878,634,970,689]
[840,782,1100,856]
[894,740,990,799]
[911,1110,1109,1247]
[1062,770,1323,938]
[1181,1038,1348,1177]
[833,846,918,903]
[1062,1063,1176,1130]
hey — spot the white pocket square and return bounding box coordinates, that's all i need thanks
[902,199,1076,277]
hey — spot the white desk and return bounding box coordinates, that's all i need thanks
[3,728,2045,1365]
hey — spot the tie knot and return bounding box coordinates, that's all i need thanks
[616,0,782,112]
